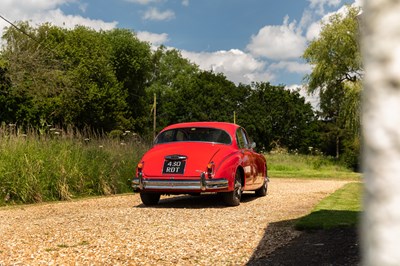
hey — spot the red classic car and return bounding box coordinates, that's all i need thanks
[132,122,269,206]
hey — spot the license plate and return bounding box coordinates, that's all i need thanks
[163,160,186,174]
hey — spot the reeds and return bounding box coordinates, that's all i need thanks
[0,125,148,205]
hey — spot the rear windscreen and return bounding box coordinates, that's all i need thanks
[155,127,231,145]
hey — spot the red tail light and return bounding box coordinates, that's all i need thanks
[137,162,143,173]
[206,162,214,179]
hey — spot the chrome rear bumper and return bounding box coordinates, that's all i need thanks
[132,173,228,191]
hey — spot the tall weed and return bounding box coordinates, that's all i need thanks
[0,126,148,205]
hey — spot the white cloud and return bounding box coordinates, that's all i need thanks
[246,16,307,60]
[286,84,320,110]
[1,0,74,13]
[181,49,274,84]
[38,9,117,30]
[182,0,190,7]
[142,7,175,21]
[305,21,322,41]
[354,0,363,7]
[137,31,169,46]
[78,3,88,13]
[0,0,117,38]
[124,0,161,4]
[308,0,342,15]
[270,61,312,74]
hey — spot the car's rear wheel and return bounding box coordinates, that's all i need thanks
[140,192,161,206]
[255,176,269,197]
[223,170,242,206]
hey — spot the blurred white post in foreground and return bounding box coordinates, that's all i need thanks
[361,0,400,265]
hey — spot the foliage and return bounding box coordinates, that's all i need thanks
[303,6,362,168]
[58,26,128,131]
[240,82,319,153]
[340,81,362,138]
[0,63,14,123]
[172,71,242,123]
[146,47,200,131]
[303,6,362,93]
[340,135,361,171]
[295,182,362,230]
[1,23,130,131]
[0,127,147,205]
[106,29,153,132]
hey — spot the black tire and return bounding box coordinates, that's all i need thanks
[255,176,269,197]
[223,170,242,206]
[140,192,161,206]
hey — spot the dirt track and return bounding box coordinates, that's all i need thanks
[0,178,350,265]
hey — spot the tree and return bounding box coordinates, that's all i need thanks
[105,29,153,132]
[303,6,362,165]
[1,22,66,127]
[1,23,129,131]
[239,82,318,153]
[58,26,128,131]
[146,47,200,131]
[173,71,242,123]
[303,6,362,92]
[0,59,9,119]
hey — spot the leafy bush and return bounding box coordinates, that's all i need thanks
[341,136,361,171]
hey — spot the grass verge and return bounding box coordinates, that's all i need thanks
[267,153,361,180]
[295,182,363,230]
[0,128,148,205]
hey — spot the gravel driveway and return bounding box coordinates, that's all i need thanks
[0,178,349,265]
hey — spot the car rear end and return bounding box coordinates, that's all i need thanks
[132,142,231,194]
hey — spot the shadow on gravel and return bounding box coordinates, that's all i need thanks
[134,192,259,209]
[247,211,360,266]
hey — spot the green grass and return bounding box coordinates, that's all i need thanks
[267,153,363,230]
[295,182,363,230]
[0,128,148,205]
[266,153,361,180]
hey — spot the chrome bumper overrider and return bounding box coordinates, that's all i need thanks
[132,173,228,191]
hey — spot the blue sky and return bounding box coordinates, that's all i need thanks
[0,0,361,96]
[70,0,310,52]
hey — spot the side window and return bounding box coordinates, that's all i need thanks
[241,128,249,148]
[236,128,249,149]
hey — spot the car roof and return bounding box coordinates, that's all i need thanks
[161,122,240,136]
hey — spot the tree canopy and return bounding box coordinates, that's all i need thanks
[1,21,321,155]
[303,5,362,168]
[239,83,318,153]
[303,6,362,93]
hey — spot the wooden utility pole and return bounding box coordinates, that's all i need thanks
[153,93,156,140]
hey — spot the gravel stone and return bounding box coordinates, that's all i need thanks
[0,179,350,265]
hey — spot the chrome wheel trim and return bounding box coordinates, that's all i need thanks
[234,172,242,200]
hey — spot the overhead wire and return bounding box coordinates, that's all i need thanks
[0,14,42,45]
[0,13,64,60]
